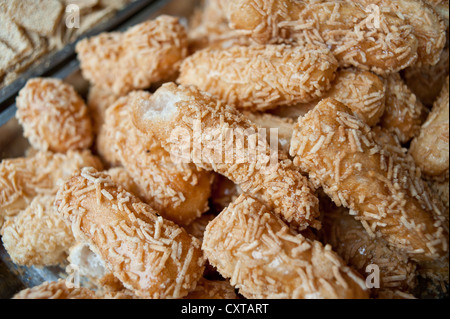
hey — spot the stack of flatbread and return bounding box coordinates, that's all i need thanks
[0,0,133,88]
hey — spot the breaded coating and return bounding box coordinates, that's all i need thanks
[428,179,449,212]
[225,0,419,74]
[404,46,449,107]
[105,167,144,200]
[12,280,98,299]
[132,83,320,230]
[355,0,446,66]
[1,195,75,267]
[15,78,93,153]
[55,168,205,299]
[424,0,449,25]
[410,76,449,178]
[76,15,188,95]
[185,278,238,299]
[87,85,121,134]
[202,194,369,299]
[244,112,295,155]
[271,68,386,126]
[0,150,103,226]
[320,200,418,297]
[178,44,338,111]
[97,91,212,226]
[325,69,386,126]
[289,98,448,261]
[380,73,427,143]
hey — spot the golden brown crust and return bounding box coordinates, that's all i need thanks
[0,150,103,226]
[225,0,419,74]
[97,91,213,226]
[1,195,75,267]
[16,78,93,153]
[132,83,320,231]
[355,0,446,66]
[290,98,448,261]
[55,167,205,298]
[76,15,188,95]
[410,76,449,178]
[202,194,369,299]
[380,73,428,143]
[320,200,418,296]
[12,280,98,299]
[270,68,386,127]
[178,44,338,111]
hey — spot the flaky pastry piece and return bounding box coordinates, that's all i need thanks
[97,91,212,226]
[289,98,448,261]
[178,44,338,111]
[132,83,320,230]
[1,195,75,267]
[12,280,98,299]
[15,78,93,153]
[354,0,446,66]
[410,76,449,178]
[76,15,188,95]
[0,150,103,227]
[273,68,386,126]
[55,167,205,299]
[320,199,418,298]
[185,278,238,299]
[202,194,369,299]
[225,0,419,74]
[380,73,428,144]
[404,46,449,107]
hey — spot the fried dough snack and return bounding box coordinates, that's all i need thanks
[55,168,205,299]
[289,98,448,261]
[185,278,238,299]
[404,46,449,107]
[132,83,320,230]
[87,86,121,134]
[424,0,449,25]
[0,150,103,226]
[355,0,446,66]
[1,195,75,267]
[97,91,212,226]
[410,76,449,178]
[76,15,188,95]
[105,167,144,201]
[320,200,418,297]
[243,112,295,155]
[202,194,369,299]
[380,73,427,143]
[225,0,419,74]
[16,78,93,153]
[12,280,98,299]
[178,44,338,111]
[273,68,386,126]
